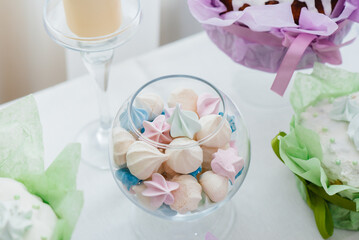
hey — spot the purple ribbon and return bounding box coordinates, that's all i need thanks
[223,21,354,96]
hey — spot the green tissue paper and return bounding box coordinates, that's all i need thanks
[0,95,83,240]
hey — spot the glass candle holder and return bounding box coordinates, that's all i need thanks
[109,75,251,239]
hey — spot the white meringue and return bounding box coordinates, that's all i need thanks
[112,127,136,166]
[196,114,232,148]
[165,138,203,174]
[201,146,218,171]
[0,178,58,240]
[126,141,168,180]
[131,184,157,211]
[134,93,164,121]
[199,171,228,203]
[168,88,198,112]
[170,175,202,214]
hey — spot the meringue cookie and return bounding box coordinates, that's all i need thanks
[142,173,179,209]
[189,167,202,178]
[164,105,181,119]
[115,168,141,190]
[219,112,236,133]
[199,171,228,203]
[126,141,168,180]
[167,105,201,139]
[132,184,157,211]
[165,138,203,174]
[142,115,172,144]
[201,146,218,171]
[197,191,213,210]
[161,162,178,179]
[134,93,164,120]
[112,127,136,166]
[330,96,359,122]
[196,114,232,148]
[170,175,202,214]
[120,107,149,131]
[168,88,198,112]
[211,148,244,183]
[197,93,220,118]
[0,178,58,240]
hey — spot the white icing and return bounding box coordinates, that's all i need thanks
[0,178,57,240]
[231,0,332,15]
[300,96,359,188]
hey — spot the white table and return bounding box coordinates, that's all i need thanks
[9,32,359,239]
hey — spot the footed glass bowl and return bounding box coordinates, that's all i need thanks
[109,75,250,239]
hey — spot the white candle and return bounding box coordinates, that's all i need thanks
[63,0,122,38]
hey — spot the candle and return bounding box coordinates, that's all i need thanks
[63,0,122,38]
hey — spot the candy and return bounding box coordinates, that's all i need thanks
[199,171,228,203]
[167,104,201,139]
[126,141,168,180]
[170,175,202,214]
[196,114,231,148]
[142,173,179,209]
[165,138,203,174]
[120,107,148,131]
[115,168,141,190]
[197,93,220,118]
[189,166,202,178]
[134,93,164,121]
[168,88,198,112]
[211,148,244,183]
[112,127,136,166]
[142,115,172,144]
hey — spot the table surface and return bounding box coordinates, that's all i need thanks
[4,32,359,240]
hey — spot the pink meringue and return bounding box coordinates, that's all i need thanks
[142,173,179,209]
[211,148,244,183]
[142,115,172,144]
[197,93,220,118]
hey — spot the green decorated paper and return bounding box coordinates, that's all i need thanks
[0,95,83,240]
[276,64,359,234]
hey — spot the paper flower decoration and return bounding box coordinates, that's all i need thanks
[142,173,179,209]
[197,93,220,118]
[167,104,201,139]
[142,115,172,144]
[120,106,149,131]
[115,168,141,191]
[211,148,244,183]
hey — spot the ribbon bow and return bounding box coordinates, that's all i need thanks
[272,132,357,239]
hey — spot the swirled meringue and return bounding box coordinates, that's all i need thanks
[120,107,149,131]
[199,171,228,203]
[165,138,203,174]
[142,173,179,209]
[134,93,164,121]
[211,148,244,183]
[0,178,57,240]
[168,88,198,112]
[330,95,359,122]
[126,141,168,180]
[112,127,136,166]
[197,93,220,118]
[170,175,202,214]
[167,105,201,139]
[142,115,172,144]
[196,114,231,148]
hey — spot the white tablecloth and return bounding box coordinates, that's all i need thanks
[6,32,359,239]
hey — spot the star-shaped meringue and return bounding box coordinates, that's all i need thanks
[197,93,220,118]
[164,104,182,119]
[142,173,179,209]
[167,104,201,139]
[142,115,172,144]
[211,148,244,183]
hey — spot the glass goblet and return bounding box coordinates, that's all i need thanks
[43,0,141,169]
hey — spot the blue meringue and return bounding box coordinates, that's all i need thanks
[189,166,202,178]
[120,106,149,131]
[115,168,141,191]
[330,96,359,122]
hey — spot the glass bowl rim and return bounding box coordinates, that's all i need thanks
[127,74,228,149]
